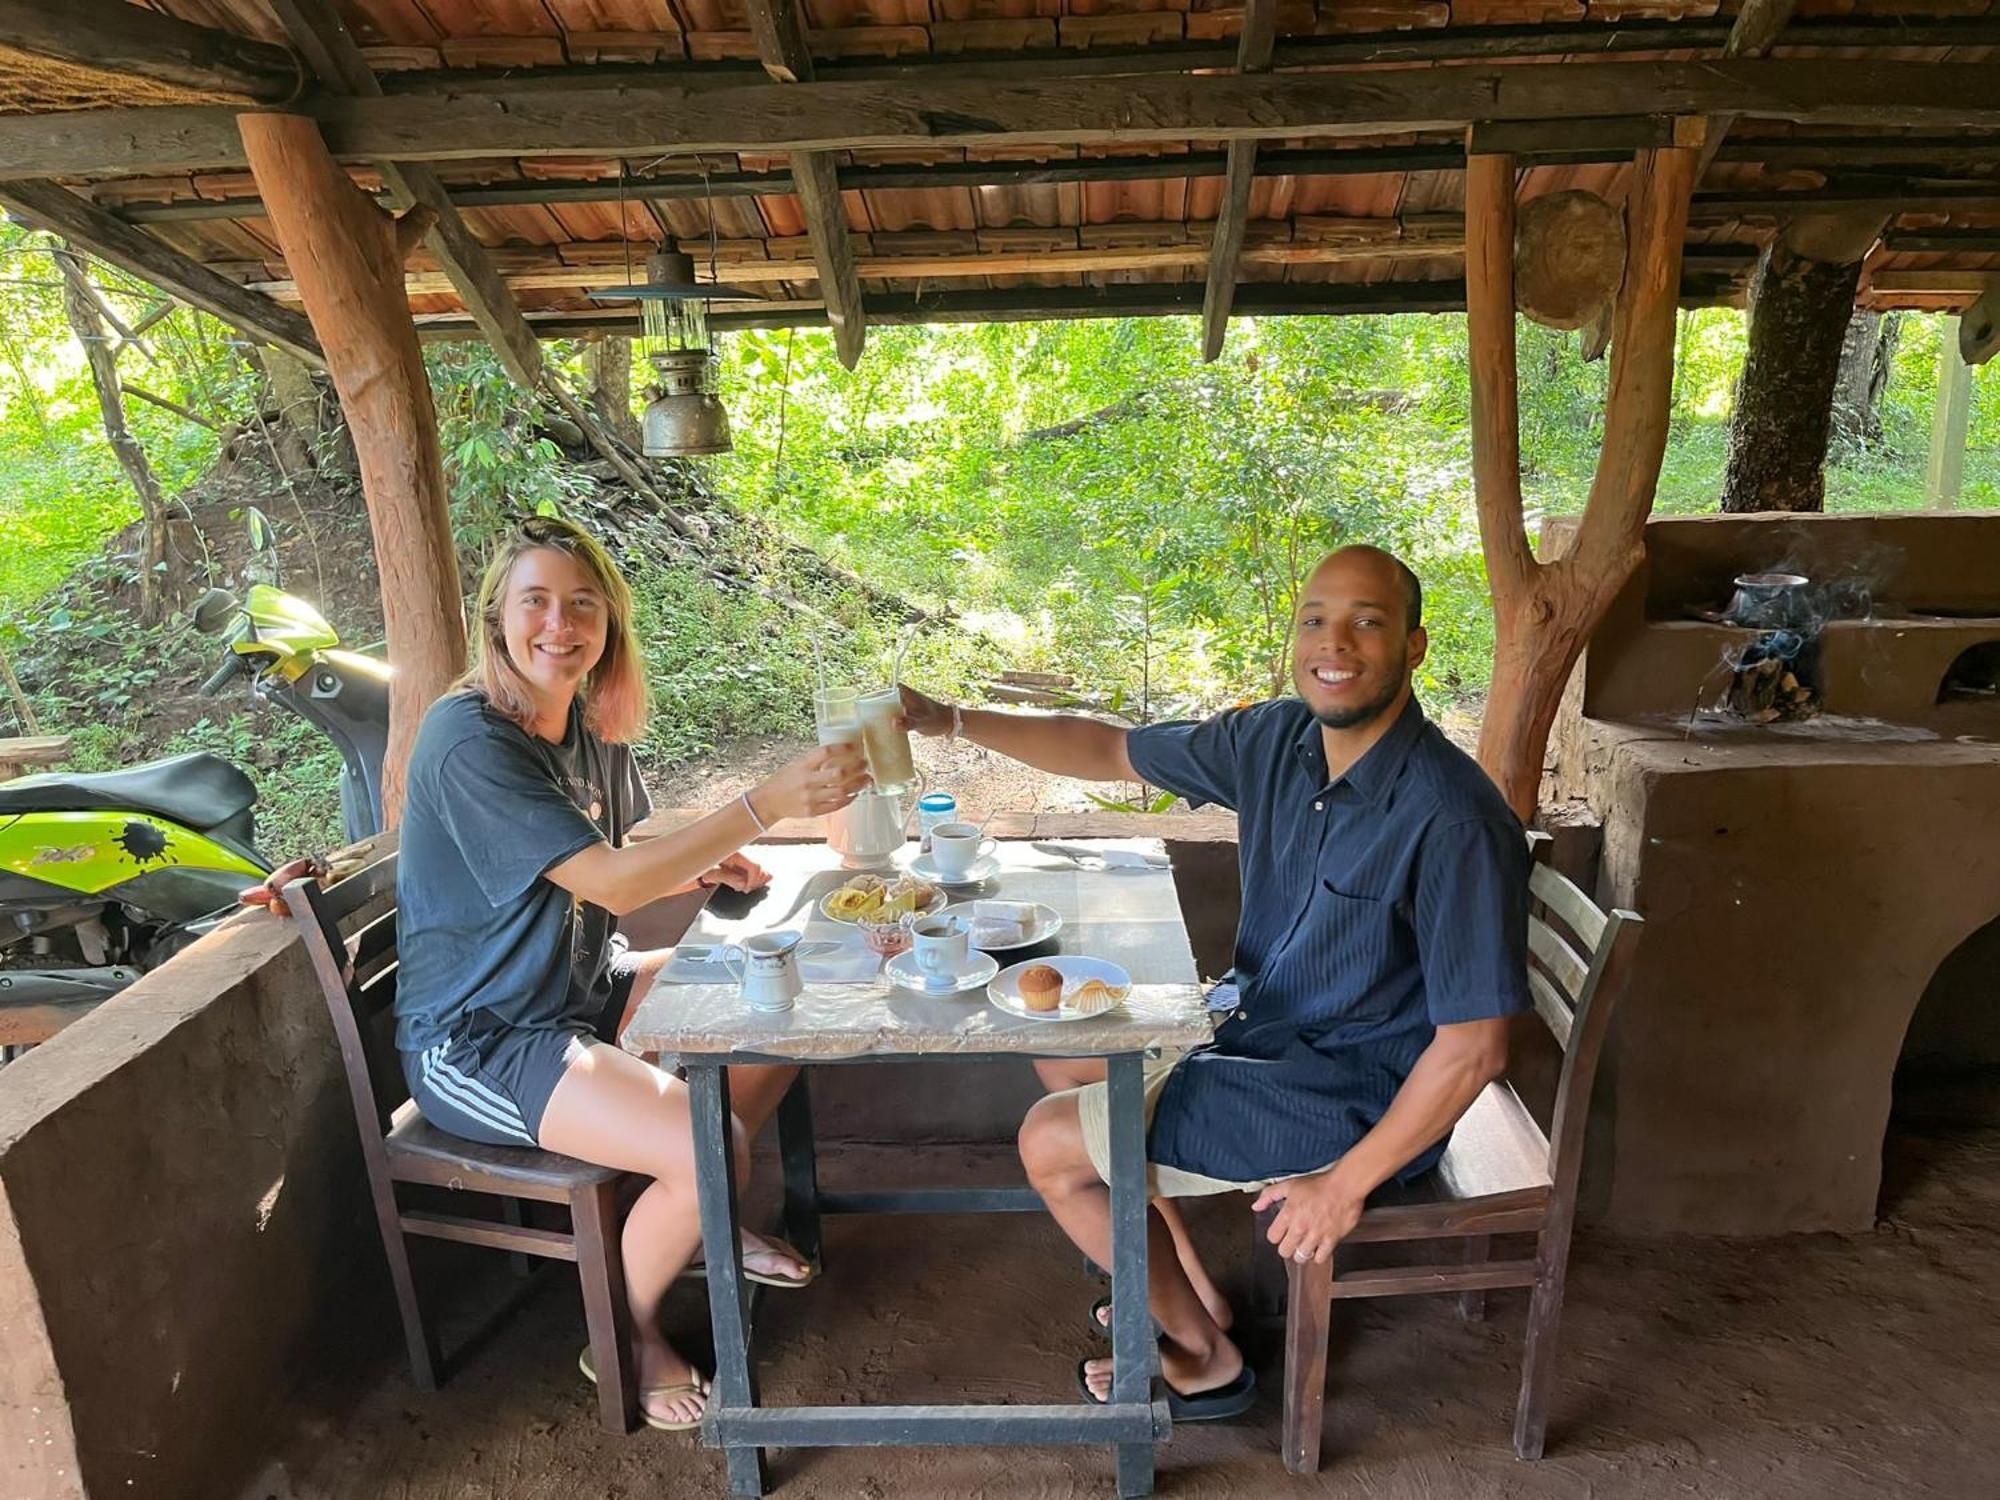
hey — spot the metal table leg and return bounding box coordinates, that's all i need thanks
[1106,1052,1158,1499]
[775,1071,822,1271]
[687,1061,769,1496]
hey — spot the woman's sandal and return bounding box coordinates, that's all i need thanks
[681,1240,817,1290]
[578,1345,711,1433]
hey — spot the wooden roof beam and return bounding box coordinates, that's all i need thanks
[1200,0,1276,364]
[264,1,686,519]
[263,1,541,392]
[0,0,303,104]
[0,178,322,366]
[5,61,2000,180]
[410,272,1743,341]
[1694,0,1802,187]
[746,0,866,369]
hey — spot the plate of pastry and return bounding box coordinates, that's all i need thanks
[818,873,946,925]
[937,898,1063,951]
[988,957,1131,1022]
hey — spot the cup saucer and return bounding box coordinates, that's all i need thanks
[884,949,1000,995]
[907,851,1001,887]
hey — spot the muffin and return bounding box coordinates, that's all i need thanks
[1018,964,1063,1012]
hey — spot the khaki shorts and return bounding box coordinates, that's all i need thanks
[1063,1055,1277,1200]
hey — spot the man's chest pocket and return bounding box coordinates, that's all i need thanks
[1317,879,1412,968]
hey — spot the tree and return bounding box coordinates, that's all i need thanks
[53,243,184,625]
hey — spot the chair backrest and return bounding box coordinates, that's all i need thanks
[286,852,405,1156]
[1521,853,1644,1208]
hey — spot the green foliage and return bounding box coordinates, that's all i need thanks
[0,224,250,609]
[425,343,596,548]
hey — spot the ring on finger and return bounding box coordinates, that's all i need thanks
[1293,1249,1310,1263]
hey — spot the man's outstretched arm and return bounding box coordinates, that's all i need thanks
[900,684,1139,784]
[1252,1017,1510,1264]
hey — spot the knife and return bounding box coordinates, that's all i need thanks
[674,940,842,968]
[1032,842,1171,870]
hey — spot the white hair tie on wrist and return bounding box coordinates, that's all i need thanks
[740,791,769,835]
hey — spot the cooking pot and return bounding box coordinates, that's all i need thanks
[1725,572,1811,629]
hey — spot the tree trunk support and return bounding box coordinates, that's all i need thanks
[238,111,467,825]
[1719,210,1886,514]
[1468,143,1698,818]
[1927,317,1973,508]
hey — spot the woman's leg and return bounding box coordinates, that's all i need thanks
[537,1045,746,1426]
[1030,1056,1232,1332]
[614,949,809,1279]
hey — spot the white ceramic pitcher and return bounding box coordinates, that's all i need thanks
[827,781,923,870]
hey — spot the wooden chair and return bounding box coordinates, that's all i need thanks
[285,852,639,1433]
[1256,856,1643,1473]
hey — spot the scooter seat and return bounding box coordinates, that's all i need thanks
[0,751,258,831]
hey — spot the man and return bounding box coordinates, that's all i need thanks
[899,545,1529,1419]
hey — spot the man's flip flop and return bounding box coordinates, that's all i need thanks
[578,1345,710,1433]
[1075,1358,1258,1422]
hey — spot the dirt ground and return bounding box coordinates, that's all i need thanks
[242,1122,2000,1500]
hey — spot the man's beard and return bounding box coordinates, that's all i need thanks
[1308,663,1408,730]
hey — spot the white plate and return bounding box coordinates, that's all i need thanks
[907,851,1002,887]
[938,899,1062,951]
[988,956,1133,1023]
[817,880,948,925]
[884,948,1001,996]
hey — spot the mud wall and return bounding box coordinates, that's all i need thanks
[0,910,370,1499]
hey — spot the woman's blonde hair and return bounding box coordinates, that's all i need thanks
[459,515,649,744]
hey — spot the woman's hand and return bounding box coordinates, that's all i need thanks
[751,743,872,824]
[898,683,955,738]
[698,851,770,892]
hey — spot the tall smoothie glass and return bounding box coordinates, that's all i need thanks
[814,686,862,750]
[857,684,916,789]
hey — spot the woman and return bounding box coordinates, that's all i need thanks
[393,516,869,1430]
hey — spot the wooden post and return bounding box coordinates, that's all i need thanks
[1470,144,1698,818]
[238,112,466,825]
[1927,317,1973,508]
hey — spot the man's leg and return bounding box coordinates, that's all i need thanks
[1033,1057,1233,1333]
[1019,1092,1242,1400]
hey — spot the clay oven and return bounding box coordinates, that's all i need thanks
[1550,512,2000,1235]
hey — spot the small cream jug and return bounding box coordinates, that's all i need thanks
[722,931,804,1012]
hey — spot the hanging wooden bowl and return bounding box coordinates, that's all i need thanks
[1513,189,1627,332]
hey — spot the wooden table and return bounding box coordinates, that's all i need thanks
[624,839,1213,1497]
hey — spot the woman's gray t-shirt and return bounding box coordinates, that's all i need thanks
[393,691,651,1054]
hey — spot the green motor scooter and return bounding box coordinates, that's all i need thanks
[0,584,389,1045]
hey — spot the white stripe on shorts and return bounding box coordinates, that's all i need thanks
[421,1046,534,1144]
[430,1051,532,1132]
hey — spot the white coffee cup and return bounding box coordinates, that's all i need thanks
[909,913,970,986]
[929,821,995,879]
[722,931,804,1012]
